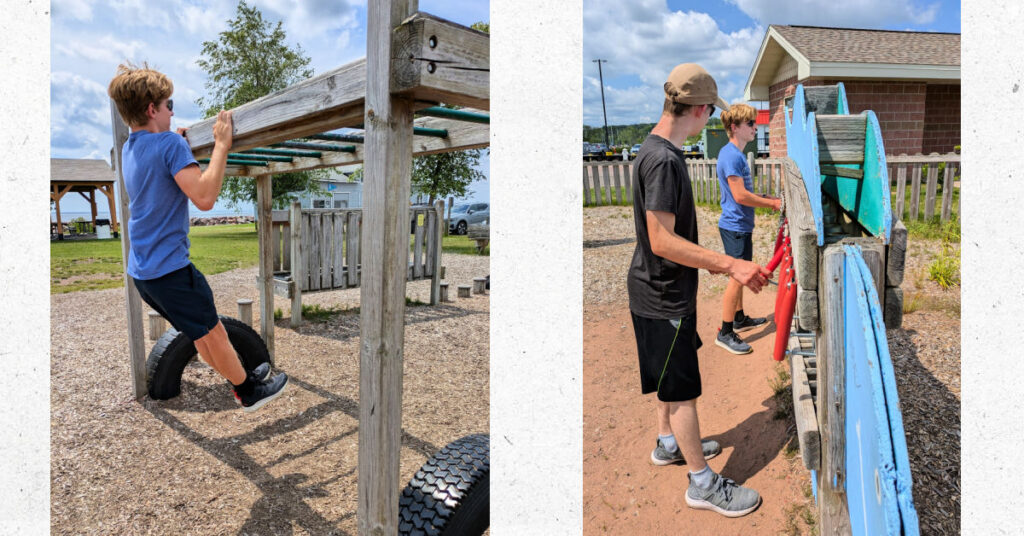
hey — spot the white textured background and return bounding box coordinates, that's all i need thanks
[0,1,50,535]
[962,1,1022,534]
[491,0,583,533]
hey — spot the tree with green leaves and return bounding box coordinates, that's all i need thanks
[195,0,329,209]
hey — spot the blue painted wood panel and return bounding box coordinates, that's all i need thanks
[821,112,893,241]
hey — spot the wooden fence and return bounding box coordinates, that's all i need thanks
[584,152,961,223]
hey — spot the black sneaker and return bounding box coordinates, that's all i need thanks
[733,315,768,332]
[234,372,288,412]
[715,330,752,355]
[250,362,271,382]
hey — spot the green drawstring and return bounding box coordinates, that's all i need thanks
[656,318,684,393]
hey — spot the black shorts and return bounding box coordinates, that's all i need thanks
[720,227,753,261]
[631,312,703,402]
[133,263,219,341]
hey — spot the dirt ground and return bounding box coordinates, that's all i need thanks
[582,205,960,535]
[51,254,490,535]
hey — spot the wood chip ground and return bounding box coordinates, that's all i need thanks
[51,253,490,535]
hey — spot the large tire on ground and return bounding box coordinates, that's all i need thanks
[399,434,489,536]
[146,315,271,400]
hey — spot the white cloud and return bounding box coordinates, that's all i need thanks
[725,0,940,28]
[53,0,97,21]
[50,72,115,158]
[53,34,145,64]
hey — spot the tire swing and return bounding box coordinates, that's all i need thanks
[146,315,271,400]
[399,434,489,536]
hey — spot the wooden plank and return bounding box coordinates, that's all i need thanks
[602,165,613,205]
[347,211,361,287]
[623,163,633,204]
[290,202,302,327]
[424,209,436,277]
[803,85,839,115]
[582,166,591,206]
[256,174,275,361]
[612,164,622,205]
[924,162,939,220]
[884,287,904,329]
[819,165,863,179]
[747,152,756,194]
[320,213,333,289]
[909,164,922,220]
[941,162,955,221]
[309,213,321,291]
[109,99,147,400]
[886,152,960,163]
[894,164,907,219]
[272,223,282,272]
[413,210,425,279]
[790,326,820,470]
[333,212,346,288]
[391,13,489,110]
[842,238,884,306]
[781,159,818,291]
[815,115,866,164]
[282,221,291,272]
[886,218,907,287]
[818,244,852,534]
[359,1,417,533]
[301,213,312,291]
[430,200,443,304]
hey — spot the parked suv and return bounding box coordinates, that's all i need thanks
[449,202,489,235]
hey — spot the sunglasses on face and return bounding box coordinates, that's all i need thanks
[166,99,173,112]
[707,104,716,116]
[745,120,755,128]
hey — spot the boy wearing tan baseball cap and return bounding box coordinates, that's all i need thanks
[627,63,768,517]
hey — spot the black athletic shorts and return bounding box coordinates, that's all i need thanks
[631,312,703,402]
[133,263,219,341]
[719,227,753,261]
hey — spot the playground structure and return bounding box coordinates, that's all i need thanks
[108,4,489,535]
[775,82,919,535]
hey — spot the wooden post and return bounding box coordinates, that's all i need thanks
[439,282,449,302]
[941,161,955,222]
[237,299,254,327]
[359,1,416,533]
[457,284,471,298]
[909,164,922,220]
[290,201,303,327]
[473,277,487,294]
[148,311,165,341]
[430,200,443,305]
[582,166,591,206]
[256,173,275,363]
[924,157,939,220]
[894,162,907,219]
[110,99,147,400]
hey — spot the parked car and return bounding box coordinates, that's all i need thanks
[631,143,642,157]
[449,202,489,235]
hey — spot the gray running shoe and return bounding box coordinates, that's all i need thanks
[716,330,752,355]
[250,362,271,382]
[650,438,722,466]
[686,471,762,518]
[733,315,768,332]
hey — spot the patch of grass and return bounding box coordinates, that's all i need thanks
[927,244,961,290]
[441,234,489,256]
[769,364,794,421]
[904,215,960,242]
[50,224,259,294]
[903,291,923,314]
[782,495,819,536]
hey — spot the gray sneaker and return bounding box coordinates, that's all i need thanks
[715,330,752,355]
[686,471,762,518]
[733,315,768,332]
[650,438,722,466]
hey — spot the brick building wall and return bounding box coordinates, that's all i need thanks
[921,84,961,154]
[767,78,959,157]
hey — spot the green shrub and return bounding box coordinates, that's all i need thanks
[928,245,961,290]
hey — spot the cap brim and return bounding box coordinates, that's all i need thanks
[715,96,730,112]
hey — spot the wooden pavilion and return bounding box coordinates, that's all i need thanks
[50,158,120,239]
[110,4,488,533]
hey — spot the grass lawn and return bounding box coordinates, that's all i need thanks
[52,224,486,294]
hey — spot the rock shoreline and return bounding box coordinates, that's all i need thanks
[189,216,255,226]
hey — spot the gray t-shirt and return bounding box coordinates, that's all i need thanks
[627,134,699,319]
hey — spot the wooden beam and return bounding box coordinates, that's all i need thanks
[430,200,443,305]
[781,158,819,292]
[358,1,417,534]
[392,13,489,110]
[819,165,863,179]
[816,114,866,164]
[256,174,275,363]
[289,201,303,328]
[110,99,147,400]
[184,59,368,158]
[790,330,820,471]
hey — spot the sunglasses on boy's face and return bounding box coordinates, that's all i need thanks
[706,104,716,116]
[154,99,173,112]
[744,120,755,128]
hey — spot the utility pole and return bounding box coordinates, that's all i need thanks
[593,59,610,148]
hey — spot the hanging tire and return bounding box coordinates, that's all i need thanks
[399,434,489,536]
[146,315,270,400]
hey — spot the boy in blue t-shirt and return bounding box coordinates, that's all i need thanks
[108,63,287,411]
[714,103,781,355]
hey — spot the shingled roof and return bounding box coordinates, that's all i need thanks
[51,158,116,183]
[772,25,960,66]
[743,25,961,101]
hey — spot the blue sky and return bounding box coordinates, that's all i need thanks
[583,0,962,130]
[51,0,490,217]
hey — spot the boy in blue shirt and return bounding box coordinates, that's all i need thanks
[715,104,781,354]
[108,63,287,411]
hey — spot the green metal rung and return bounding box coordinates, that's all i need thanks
[272,141,356,152]
[243,148,322,159]
[417,106,489,124]
[309,133,365,144]
[227,153,293,163]
[352,124,449,138]
[200,158,269,167]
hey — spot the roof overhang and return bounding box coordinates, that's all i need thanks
[744,26,961,101]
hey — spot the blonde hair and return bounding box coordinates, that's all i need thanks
[108,62,173,127]
[662,99,697,117]
[720,103,757,137]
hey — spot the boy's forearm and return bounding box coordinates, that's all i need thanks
[196,144,229,209]
[652,232,733,273]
